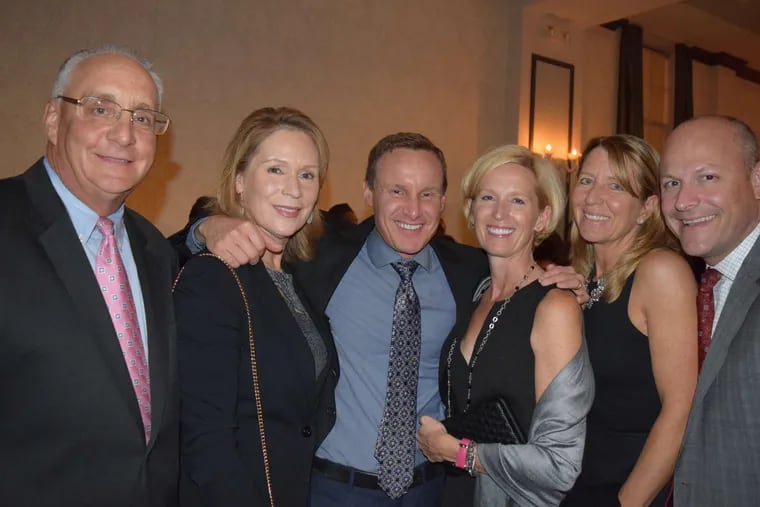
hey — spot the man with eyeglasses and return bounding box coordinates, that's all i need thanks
[0,46,179,507]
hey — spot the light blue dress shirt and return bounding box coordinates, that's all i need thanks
[185,217,206,252]
[316,229,456,472]
[43,158,149,361]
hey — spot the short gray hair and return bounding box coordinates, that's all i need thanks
[51,45,164,108]
[724,115,759,170]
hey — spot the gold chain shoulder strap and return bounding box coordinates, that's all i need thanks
[173,253,275,507]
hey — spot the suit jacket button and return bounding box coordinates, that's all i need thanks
[301,426,312,437]
[326,407,336,417]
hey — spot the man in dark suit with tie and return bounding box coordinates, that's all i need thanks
[659,115,760,505]
[0,46,179,506]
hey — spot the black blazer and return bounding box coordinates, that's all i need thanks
[175,255,338,507]
[0,160,180,507]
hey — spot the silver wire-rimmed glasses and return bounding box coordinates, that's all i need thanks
[57,95,171,135]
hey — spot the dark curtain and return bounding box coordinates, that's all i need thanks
[616,23,643,137]
[673,44,694,127]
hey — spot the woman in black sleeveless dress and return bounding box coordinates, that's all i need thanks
[562,135,698,506]
[417,145,594,507]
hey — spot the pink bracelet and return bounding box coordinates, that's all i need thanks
[456,438,471,469]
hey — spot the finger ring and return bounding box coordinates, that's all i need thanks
[576,280,584,290]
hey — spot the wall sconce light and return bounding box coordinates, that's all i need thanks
[566,148,579,172]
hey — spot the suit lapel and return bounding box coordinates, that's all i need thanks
[126,212,170,450]
[693,237,760,408]
[324,220,374,310]
[298,218,373,313]
[24,162,145,436]
[432,238,483,324]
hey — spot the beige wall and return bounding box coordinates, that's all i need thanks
[0,0,516,240]
[5,1,758,242]
[694,63,760,136]
[580,26,618,145]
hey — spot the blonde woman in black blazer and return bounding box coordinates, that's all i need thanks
[174,107,338,507]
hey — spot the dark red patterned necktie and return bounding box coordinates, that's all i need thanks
[697,268,722,371]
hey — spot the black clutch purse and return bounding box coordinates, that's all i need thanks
[442,396,526,445]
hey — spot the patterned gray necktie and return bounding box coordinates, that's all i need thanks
[375,259,421,498]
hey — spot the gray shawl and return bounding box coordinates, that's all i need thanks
[474,341,595,507]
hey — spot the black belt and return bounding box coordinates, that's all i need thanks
[313,457,444,490]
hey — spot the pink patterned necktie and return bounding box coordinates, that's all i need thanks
[95,217,151,442]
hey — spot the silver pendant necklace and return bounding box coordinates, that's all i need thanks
[445,263,536,417]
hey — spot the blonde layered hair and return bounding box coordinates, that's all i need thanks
[570,134,678,302]
[461,144,565,246]
[215,107,329,262]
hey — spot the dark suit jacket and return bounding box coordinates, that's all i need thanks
[294,219,488,407]
[0,159,180,507]
[174,256,339,507]
[293,218,488,326]
[168,222,194,266]
[674,235,760,506]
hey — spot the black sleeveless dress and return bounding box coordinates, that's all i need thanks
[441,280,553,507]
[562,273,668,506]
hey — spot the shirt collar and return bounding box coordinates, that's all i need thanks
[365,227,433,272]
[712,221,760,282]
[43,157,126,243]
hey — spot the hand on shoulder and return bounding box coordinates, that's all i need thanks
[539,264,589,305]
[198,215,280,267]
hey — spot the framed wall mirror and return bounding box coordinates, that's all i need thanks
[529,54,574,159]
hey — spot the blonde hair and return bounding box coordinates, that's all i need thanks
[461,144,565,245]
[215,107,329,262]
[570,134,678,302]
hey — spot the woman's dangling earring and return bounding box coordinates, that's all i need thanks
[307,210,314,224]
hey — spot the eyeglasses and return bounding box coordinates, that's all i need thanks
[57,95,171,135]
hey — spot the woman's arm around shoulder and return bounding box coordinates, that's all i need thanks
[621,248,698,507]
